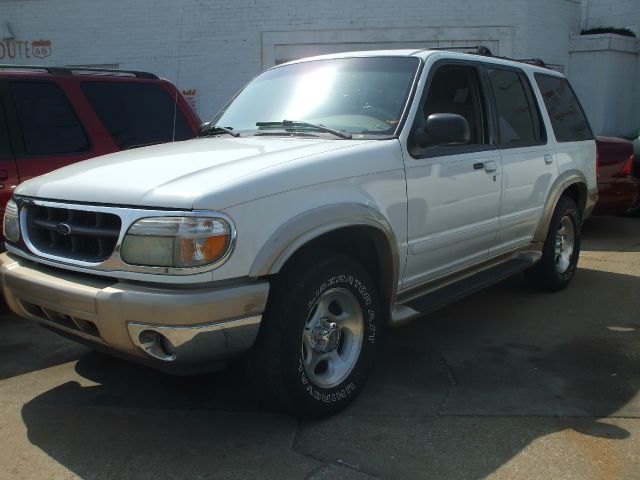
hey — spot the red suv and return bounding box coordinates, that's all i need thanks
[0,65,201,216]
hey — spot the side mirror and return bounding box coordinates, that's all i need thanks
[415,113,471,148]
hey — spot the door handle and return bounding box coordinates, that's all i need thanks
[473,162,484,170]
[544,154,554,165]
[484,161,498,173]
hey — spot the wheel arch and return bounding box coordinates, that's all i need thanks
[249,204,400,314]
[533,171,589,243]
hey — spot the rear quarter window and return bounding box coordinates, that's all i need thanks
[534,74,593,142]
[0,99,12,159]
[11,82,90,155]
[81,82,193,150]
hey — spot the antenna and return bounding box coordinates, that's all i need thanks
[172,7,186,142]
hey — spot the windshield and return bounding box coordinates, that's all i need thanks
[212,56,421,138]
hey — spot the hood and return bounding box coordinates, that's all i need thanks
[15,136,371,209]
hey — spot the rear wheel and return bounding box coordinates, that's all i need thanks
[251,252,381,418]
[524,196,582,292]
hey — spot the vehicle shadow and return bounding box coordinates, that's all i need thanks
[293,267,640,478]
[0,315,89,381]
[18,267,640,479]
[582,215,640,252]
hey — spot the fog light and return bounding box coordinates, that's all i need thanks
[159,334,176,357]
[138,330,176,361]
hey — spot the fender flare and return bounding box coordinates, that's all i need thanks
[249,203,400,300]
[532,170,592,242]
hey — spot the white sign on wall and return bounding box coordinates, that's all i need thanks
[0,39,53,60]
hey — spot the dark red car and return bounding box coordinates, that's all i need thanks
[593,135,638,215]
[0,65,201,216]
[619,129,640,215]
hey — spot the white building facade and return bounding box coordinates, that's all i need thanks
[0,0,638,134]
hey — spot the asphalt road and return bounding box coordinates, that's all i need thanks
[1,215,639,480]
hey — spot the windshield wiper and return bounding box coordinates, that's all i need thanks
[198,124,240,138]
[256,120,352,139]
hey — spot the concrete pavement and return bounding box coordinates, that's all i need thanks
[0,215,639,479]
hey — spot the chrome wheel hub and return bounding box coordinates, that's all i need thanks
[554,215,575,274]
[307,318,342,353]
[301,287,364,388]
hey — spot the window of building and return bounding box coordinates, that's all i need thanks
[487,68,543,147]
[81,82,192,150]
[11,82,89,156]
[534,74,593,142]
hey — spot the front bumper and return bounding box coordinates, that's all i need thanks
[0,252,269,372]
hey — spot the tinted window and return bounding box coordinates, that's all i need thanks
[11,82,89,155]
[487,68,540,146]
[535,74,593,142]
[0,99,12,159]
[422,65,487,145]
[82,82,193,149]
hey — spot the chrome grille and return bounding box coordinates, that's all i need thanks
[25,204,121,262]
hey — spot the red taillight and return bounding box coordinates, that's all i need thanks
[618,154,634,177]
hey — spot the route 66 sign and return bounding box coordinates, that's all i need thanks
[31,40,52,59]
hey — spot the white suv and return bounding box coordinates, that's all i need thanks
[0,49,597,418]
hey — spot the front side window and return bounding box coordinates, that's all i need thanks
[487,68,542,147]
[421,64,487,146]
[534,74,593,142]
[82,82,193,150]
[11,82,89,155]
[213,57,421,137]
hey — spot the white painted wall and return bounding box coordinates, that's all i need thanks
[0,0,582,119]
[583,0,640,35]
[570,34,640,135]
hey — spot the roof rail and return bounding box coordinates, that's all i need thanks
[426,45,549,69]
[0,64,159,79]
[514,58,547,68]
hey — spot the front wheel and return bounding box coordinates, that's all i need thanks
[251,252,382,418]
[524,196,582,292]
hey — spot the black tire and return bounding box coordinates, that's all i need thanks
[250,252,382,418]
[524,196,582,292]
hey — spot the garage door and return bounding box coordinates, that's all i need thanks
[262,27,513,67]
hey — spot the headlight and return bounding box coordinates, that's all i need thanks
[121,216,233,268]
[3,200,20,243]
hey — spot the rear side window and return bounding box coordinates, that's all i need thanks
[487,68,544,147]
[11,82,89,155]
[81,82,193,150]
[0,99,12,159]
[534,74,593,142]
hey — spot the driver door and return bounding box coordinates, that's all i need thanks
[402,61,502,289]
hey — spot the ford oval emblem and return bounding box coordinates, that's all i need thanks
[55,223,72,236]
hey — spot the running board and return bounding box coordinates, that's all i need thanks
[390,251,541,326]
